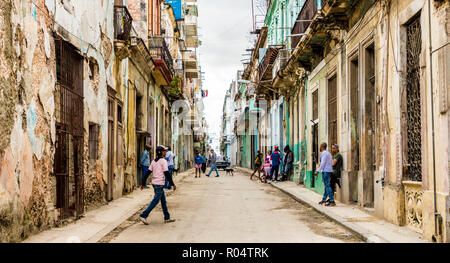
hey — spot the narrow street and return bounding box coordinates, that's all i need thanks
[100,170,361,243]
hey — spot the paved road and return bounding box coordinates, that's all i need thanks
[102,170,362,243]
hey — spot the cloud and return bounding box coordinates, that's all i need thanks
[197,0,252,137]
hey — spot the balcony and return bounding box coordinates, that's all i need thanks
[183,50,198,69]
[291,0,318,49]
[114,6,133,59]
[114,6,132,42]
[256,46,283,89]
[272,49,291,80]
[148,36,174,86]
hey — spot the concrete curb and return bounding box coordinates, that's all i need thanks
[235,167,387,243]
[86,169,195,243]
[24,169,195,243]
[85,198,149,243]
[88,169,194,243]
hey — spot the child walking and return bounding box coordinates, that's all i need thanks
[262,160,272,183]
[194,151,204,178]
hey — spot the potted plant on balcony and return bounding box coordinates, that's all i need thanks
[168,75,183,101]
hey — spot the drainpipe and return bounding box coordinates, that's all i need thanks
[427,0,442,242]
[303,72,308,183]
[381,0,390,191]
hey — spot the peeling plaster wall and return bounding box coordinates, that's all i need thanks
[0,0,114,242]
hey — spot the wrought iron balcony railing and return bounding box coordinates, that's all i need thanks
[256,46,282,85]
[148,36,174,75]
[291,0,318,49]
[114,5,133,42]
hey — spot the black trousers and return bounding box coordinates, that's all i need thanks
[330,173,341,193]
[270,165,279,180]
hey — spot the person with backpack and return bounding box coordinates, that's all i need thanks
[201,153,207,175]
[139,146,177,225]
[250,151,263,181]
[270,146,282,182]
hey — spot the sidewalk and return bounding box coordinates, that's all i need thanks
[236,167,426,243]
[24,169,194,243]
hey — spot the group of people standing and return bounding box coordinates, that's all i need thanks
[138,145,177,225]
[194,149,222,178]
[250,145,294,183]
[250,143,343,207]
[140,145,176,191]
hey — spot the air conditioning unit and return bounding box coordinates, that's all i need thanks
[272,49,292,80]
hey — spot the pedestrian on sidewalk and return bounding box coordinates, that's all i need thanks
[331,144,343,194]
[139,146,177,225]
[207,149,220,177]
[250,151,263,181]
[270,147,282,182]
[281,145,293,182]
[262,160,272,183]
[315,142,335,207]
[194,151,204,178]
[139,145,151,189]
[164,146,175,190]
[201,153,207,175]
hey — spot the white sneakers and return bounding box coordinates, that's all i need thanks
[139,216,149,225]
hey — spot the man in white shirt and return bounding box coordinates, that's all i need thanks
[315,142,335,206]
[164,146,175,190]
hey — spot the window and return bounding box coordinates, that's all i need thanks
[328,75,337,147]
[117,104,123,125]
[88,124,99,160]
[312,89,318,121]
[405,15,423,181]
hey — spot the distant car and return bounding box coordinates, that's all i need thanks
[215,156,230,170]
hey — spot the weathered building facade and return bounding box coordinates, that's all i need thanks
[0,0,205,242]
[226,0,450,242]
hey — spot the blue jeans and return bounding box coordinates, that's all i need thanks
[164,165,175,190]
[281,163,293,181]
[140,185,170,220]
[142,166,149,186]
[270,165,279,180]
[322,172,334,202]
[207,164,219,176]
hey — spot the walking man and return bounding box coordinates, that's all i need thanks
[207,149,220,177]
[315,143,335,206]
[164,146,175,190]
[331,144,343,194]
[139,146,177,224]
[270,147,282,182]
[250,151,263,181]
[139,145,151,189]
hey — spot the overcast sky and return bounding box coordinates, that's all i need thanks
[197,0,253,140]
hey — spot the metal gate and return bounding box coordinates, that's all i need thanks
[405,16,422,182]
[54,38,85,219]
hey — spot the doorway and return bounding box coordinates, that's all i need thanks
[54,38,85,219]
[349,56,360,203]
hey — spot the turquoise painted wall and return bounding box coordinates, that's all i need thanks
[304,171,325,195]
[265,0,304,47]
